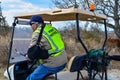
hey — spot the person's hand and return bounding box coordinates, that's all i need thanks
[25,54,31,61]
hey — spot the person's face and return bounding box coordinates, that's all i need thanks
[30,23,38,31]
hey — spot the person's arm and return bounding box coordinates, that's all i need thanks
[26,32,39,61]
[26,32,51,60]
[40,37,51,50]
[29,32,39,48]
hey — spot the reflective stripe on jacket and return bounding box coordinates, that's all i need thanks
[34,24,65,57]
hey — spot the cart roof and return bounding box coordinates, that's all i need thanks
[14,8,107,21]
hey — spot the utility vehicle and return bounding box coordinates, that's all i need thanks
[5,7,120,80]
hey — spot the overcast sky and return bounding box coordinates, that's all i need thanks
[1,0,55,26]
[0,0,113,31]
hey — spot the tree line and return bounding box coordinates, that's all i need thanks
[52,0,120,38]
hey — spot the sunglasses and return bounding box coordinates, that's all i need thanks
[30,23,34,26]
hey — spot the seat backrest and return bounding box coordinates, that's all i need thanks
[67,55,87,72]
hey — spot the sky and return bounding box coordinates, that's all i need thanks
[0,0,114,31]
[0,0,55,26]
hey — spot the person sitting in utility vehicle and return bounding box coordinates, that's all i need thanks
[25,15,68,80]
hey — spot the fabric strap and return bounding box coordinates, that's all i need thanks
[36,24,45,45]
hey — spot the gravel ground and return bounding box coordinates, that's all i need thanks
[1,68,120,80]
[107,69,120,80]
[55,69,120,80]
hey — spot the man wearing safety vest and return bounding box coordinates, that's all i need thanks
[26,15,68,80]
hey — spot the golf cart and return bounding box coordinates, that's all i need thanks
[5,8,120,80]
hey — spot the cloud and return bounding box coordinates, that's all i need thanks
[1,0,22,3]
[1,0,50,26]
[1,0,63,29]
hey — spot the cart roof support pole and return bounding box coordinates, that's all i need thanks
[102,20,107,49]
[103,19,108,80]
[7,18,18,80]
[75,13,88,53]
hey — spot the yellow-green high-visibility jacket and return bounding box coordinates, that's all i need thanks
[34,24,65,57]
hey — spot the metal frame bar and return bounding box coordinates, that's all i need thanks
[75,13,89,54]
[75,13,108,80]
[102,20,107,49]
[7,18,18,80]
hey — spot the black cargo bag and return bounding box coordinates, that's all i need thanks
[27,24,49,61]
[27,45,49,61]
[14,61,33,80]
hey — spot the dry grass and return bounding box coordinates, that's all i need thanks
[63,36,120,70]
[0,28,120,79]
[0,36,9,80]
[0,64,7,80]
[0,36,9,65]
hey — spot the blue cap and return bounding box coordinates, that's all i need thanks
[28,15,44,24]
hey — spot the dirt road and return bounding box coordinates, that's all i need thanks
[1,65,120,80]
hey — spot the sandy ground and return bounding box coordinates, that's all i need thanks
[0,66,7,80]
[1,68,120,80]
[107,69,120,80]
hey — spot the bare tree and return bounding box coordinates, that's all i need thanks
[94,0,120,38]
[52,0,80,8]
[52,0,120,38]
[0,2,10,36]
